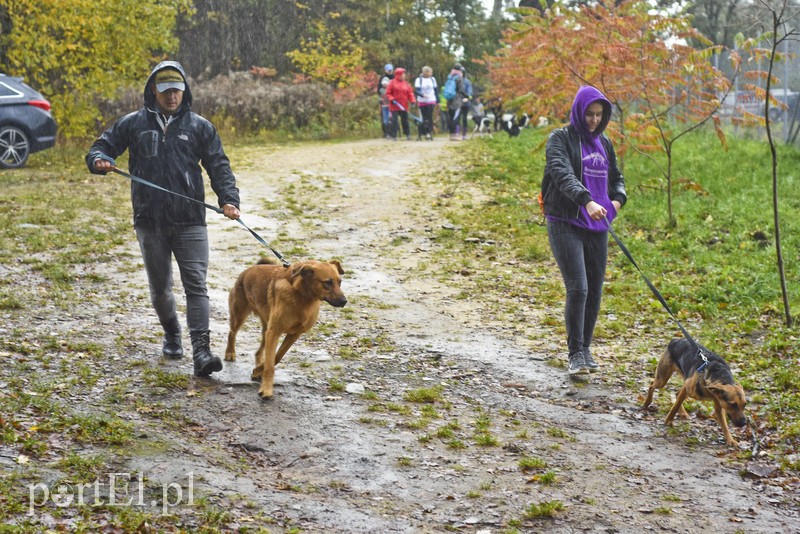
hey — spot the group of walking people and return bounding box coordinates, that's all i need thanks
[377,63,474,141]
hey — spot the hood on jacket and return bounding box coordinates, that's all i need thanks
[144,60,192,113]
[393,67,406,79]
[569,85,611,144]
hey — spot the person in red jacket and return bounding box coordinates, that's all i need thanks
[385,67,416,140]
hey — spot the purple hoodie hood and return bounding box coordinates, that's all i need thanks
[570,86,612,149]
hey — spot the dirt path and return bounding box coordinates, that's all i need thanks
[126,138,795,532]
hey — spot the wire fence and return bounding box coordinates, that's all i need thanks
[715,38,800,145]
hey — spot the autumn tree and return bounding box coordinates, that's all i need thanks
[484,0,735,224]
[286,21,374,95]
[0,0,191,138]
[624,18,736,226]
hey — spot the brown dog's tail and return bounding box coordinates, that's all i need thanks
[257,257,281,266]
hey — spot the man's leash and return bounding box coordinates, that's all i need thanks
[604,217,759,450]
[111,167,290,267]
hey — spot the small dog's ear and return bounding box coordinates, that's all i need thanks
[290,264,314,280]
[329,260,344,275]
[706,382,727,399]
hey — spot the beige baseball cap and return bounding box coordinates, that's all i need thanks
[154,68,185,93]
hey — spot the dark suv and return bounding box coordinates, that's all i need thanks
[0,74,58,169]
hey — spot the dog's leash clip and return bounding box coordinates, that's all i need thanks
[696,349,709,373]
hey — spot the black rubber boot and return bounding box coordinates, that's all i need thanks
[161,316,183,359]
[190,330,222,377]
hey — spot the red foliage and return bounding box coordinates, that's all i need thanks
[482,0,735,152]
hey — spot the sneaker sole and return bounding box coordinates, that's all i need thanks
[568,367,590,376]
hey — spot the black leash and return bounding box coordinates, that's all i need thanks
[112,167,290,267]
[603,216,709,369]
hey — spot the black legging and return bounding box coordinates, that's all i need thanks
[547,220,608,358]
[459,104,469,135]
[390,110,409,138]
[447,106,460,134]
[419,105,435,136]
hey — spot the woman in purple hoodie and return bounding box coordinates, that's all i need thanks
[541,86,627,377]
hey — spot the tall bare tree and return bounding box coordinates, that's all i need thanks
[751,0,800,326]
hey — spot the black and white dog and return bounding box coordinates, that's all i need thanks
[471,115,493,138]
[501,113,530,137]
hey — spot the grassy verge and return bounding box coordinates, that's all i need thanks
[419,126,799,470]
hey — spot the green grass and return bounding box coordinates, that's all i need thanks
[2,126,799,530]
[328,378,346,392]
[404,386,444,404]
[523,499,565,518]
[55,452,107,482]
[535,470,558,485]
[427,127,800,469]
[519,456,548,471]
[474,432,500,447]
[143,367,190,390]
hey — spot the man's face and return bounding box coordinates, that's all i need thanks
[152,86,184,115]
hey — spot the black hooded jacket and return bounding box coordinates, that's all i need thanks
[541,125,626,220]
[86,61,239,227]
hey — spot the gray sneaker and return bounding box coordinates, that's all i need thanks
[568,352,589,375]
[583,349,599,373]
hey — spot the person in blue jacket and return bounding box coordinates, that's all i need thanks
[378,64,394,138]
[458,66,473,140]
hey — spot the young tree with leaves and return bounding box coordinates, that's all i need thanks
[0,0,192,138]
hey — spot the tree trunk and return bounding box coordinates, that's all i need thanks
[491,0,504,21]
[762,7,793,327]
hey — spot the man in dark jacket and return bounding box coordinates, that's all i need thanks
[86,60,240,377]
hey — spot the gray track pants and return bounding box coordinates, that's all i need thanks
[135,224,209,333]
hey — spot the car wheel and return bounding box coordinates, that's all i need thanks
[0,125,31,169]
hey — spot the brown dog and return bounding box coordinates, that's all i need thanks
[224,258,347,398]
[643,338,747,446]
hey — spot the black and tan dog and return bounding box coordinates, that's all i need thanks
[642,338,747,446]
[224,258,347,399]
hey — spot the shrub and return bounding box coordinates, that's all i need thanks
[95,71,378,139]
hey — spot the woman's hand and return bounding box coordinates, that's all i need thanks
[585,200,607,221]
[611,200,621,212]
